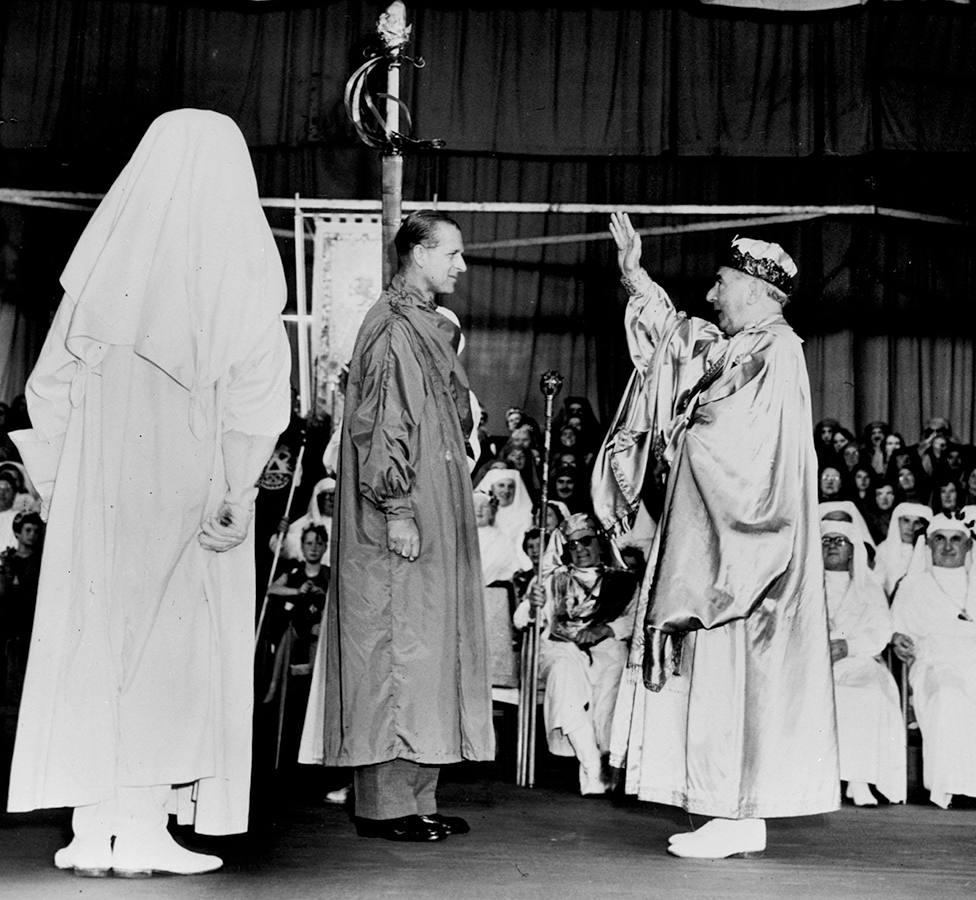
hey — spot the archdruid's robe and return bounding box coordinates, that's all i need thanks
[598,269,839,819]
[323,277,494,767]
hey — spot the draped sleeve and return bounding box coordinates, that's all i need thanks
[348,317,427,520]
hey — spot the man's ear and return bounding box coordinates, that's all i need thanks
[411,243,427,269]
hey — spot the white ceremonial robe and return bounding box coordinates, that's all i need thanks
[514,570,633,758]
[825,570,906,803]
[598,270,838,819]
[9,300,289,834]
[892,568,976,800]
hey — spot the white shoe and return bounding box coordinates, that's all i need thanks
[53,839,113,877]
[112,831,223,877]
[324,785,351,805]
[930,791,953,810]
[667,818,766,859]
[846,782,878,807]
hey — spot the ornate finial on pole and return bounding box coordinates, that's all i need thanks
[377,1,411,52]
[344,2,445,286]
[540,370,564,398]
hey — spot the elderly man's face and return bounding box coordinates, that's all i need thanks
[820,467,842,496]
[566,528,601,567]
[898,515,927,545]
[490,478,517,507]
[705,267,755,336]
[929,530,970,569]
[821,534,853,572]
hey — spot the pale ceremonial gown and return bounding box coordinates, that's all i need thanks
[892,565,976,799]
[514,566,635,758]
[874,503,932,600]
[597,269,839,819]
[7,110,291,835]
[824,566,906,803]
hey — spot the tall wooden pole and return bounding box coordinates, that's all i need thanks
[378,2,407,286]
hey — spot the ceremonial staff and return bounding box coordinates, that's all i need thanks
[517,370,563,787]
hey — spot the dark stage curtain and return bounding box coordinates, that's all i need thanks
[0,1,974,443]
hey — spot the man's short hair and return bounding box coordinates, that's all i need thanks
[301,523,328,544]
[395,210,462,268]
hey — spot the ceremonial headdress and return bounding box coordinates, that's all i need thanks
[559,512,596,540]
[820,519,878,593]
[725,234,797,296]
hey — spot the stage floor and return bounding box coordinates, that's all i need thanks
[1,764,974,900]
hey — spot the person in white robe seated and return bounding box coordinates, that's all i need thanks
[473,489,529,586]
[891,512,976,809]
[875,502,932,601]
[821,520,906,806]
[514,513,637,795]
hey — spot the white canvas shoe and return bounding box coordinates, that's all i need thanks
[112,831,222,877]
[847,782,878,807]
[53,838,113,877]
[667,818,766,859]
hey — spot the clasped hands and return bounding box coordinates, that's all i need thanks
[527,584,611,648]
[199,499,252,552]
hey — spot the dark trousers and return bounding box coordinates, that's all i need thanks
[354,759,440,820]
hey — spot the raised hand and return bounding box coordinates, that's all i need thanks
[609,211,642,280]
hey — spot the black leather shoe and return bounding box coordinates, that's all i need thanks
[354,815,446,842]
[420,814,469,835]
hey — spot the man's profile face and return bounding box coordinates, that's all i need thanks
[929,530,970,569]
[898,515,926,545]
[417,223,466,295]
[705,267,754,336]
[821,533,853,572]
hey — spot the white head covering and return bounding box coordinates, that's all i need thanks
[476,466,533,543]
[819,500,875,549]
[473,489,530,584]
[307,477,336,525]
[59,109,286,435]
[884,502,933,547]
[820,518,876,594]
[903,511,976,582]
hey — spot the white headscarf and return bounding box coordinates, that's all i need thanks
[818,500,875,549]
[477,467,533,544]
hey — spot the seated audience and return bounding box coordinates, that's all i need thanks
[818,465,848,503]
[930,474,963,516]
[891,513,976,809]
[478,467,534,547]
[271,477,335,562]
[0,511,45,704]
[850,465,876,513]
[864,480,897,545]
[514,514,636,795]
[874,502,932,600]
[962,468,976,508]
[814,418,842,466]
[820,520,906,806]
[265,525,330,669]
[861,421,891,477]
[473,490,528,586]
[879,432,904,477]
[893,461,927,505]
[840,441,863,474]
[0,471,19,551]
[832,426,856,458]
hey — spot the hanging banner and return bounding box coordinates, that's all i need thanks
[311,213,383,425]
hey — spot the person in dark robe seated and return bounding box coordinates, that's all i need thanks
[514,513,637,795]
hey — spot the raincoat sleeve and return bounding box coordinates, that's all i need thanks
[349,318,426,521]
